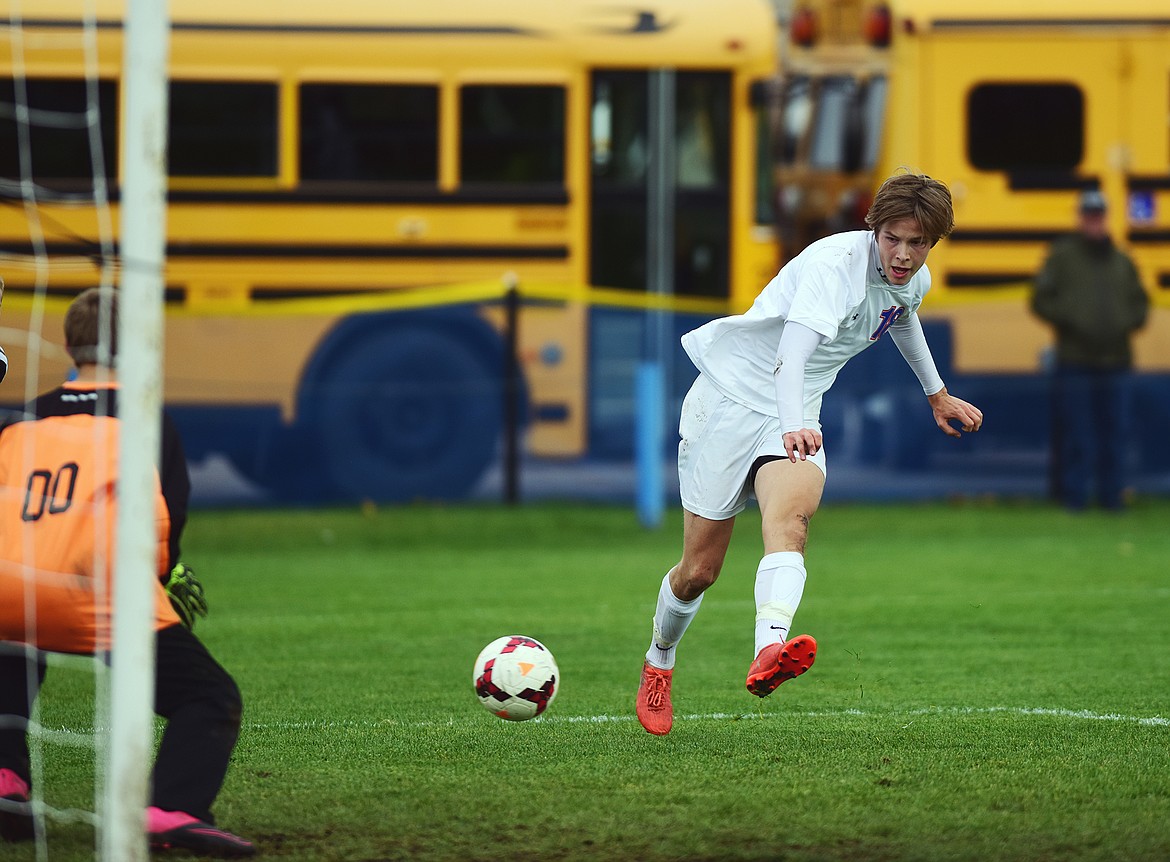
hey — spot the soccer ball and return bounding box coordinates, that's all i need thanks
[472,635,559,721]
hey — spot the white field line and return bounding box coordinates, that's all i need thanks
[32,705,1170,736]
[242,705,1170,731]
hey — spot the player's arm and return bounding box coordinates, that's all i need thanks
[157,410,203,627]
[773,321,825,461]
[890,313,982,437]
[159,412,191,571]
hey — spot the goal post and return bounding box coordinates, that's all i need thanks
[104,0,170,859]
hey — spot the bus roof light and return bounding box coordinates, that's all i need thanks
[865,4,892,48]
[790,6,817,48]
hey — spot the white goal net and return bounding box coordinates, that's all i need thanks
[1,1,169,859]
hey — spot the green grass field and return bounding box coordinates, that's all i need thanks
[6,499,1170,862]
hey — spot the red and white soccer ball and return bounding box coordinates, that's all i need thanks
[472,635,559,721]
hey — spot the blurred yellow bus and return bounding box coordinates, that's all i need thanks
[773,0,1170,376]
[0,0,782,501]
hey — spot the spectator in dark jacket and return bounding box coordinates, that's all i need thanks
[1031,190,1150,510]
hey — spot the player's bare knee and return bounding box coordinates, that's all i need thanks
[765,511,812,554]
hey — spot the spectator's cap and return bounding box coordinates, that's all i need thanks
[1078,189,1107,214]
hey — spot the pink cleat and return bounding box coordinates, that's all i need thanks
[0,768,32,843]
[147,806,255,857]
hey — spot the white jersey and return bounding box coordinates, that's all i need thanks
[681,230,932,427]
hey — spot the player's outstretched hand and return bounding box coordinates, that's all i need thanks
[927,388,983,438]
[782,428,823,462]
[164,562,209,630]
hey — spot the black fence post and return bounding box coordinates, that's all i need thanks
[503,275,520,505]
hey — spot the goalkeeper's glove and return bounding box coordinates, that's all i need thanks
[164,562,208,630]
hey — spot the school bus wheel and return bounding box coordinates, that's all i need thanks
[297,311,509,502]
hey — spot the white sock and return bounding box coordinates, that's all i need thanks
[753,551,806,657]
[645,570,703,670]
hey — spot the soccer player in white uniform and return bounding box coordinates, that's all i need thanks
[635,172,983,735]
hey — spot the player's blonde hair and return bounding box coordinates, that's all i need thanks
[864,170,955,246]
[65,287,118,367]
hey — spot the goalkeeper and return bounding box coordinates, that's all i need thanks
[0,289,254,857]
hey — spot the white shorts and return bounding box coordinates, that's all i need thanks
[677,373,827,520]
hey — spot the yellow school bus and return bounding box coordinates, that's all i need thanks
[774,0,1170,375]
[0,0,782,500]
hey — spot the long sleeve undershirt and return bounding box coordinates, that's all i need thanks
[888,312,945,397]
[773,314,945,434]
[773,321,823,434]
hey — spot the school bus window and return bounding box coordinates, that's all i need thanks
[168,81,278,177]
[776,75,812,165]
[967,83,1083,172]
[860,76,887,170]
[591,73,647,184]
[809,76,858,170]
[677,74,729,190]
[674,71,732,299]
[459,85,566,185]
[805,75,881,173]
[0,78,117,183]
[299,83,438,183]
[590,71,647,291]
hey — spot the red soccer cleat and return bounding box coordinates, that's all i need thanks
[636,661,674,735]
[745,635,817,698]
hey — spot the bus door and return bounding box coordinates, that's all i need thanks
[587,68,732,456]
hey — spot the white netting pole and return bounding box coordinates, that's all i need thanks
[104,0,170,859]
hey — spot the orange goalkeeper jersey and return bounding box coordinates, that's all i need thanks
[0,382,184,653]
